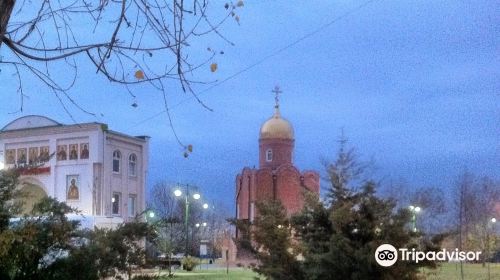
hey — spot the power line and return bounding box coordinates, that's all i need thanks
[129,0,379,129]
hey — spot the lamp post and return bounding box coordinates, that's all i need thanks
[174,184,201,257]
[409,205,421,232]
[135,208,155,221]
[487,217,497,280]
[145,209,180,277]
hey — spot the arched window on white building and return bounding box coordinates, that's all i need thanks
[128,153,137,177]
[112,150,121,173]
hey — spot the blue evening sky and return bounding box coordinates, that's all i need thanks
[1,1,498,211]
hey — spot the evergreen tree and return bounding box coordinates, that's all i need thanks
[251,200,304,280]
[234,137,441,280]
[292,139,439,280]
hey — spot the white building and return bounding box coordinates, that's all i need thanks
[0,115,149,228]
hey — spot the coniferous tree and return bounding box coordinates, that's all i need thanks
[251,200,304,280]
[234,137,441,280]
[292,139,439,280]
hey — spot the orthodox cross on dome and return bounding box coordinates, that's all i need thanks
[272,85,282,109]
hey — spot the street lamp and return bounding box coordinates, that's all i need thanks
[174,184,204,257]
[409,205,421,232]
[132,208,156,225]
[174,189,182,197]
[136,208,155,219]
[487,217,497,280]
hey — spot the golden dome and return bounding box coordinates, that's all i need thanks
[259,107,294,140]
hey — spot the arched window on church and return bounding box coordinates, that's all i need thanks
[266,149,273,162]
[113,150,121,173]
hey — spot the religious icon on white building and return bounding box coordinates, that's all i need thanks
[69,144,78,160]
[57,145,67,161]
[39,146,50,162]
[28,147,39,164]
[66,175,80,200]
[5,149,15,164]
[17,148,27,165]
[80,143,89,159]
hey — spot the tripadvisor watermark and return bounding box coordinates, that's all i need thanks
[374,244,482,267]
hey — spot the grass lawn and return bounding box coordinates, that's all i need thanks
[159,268,261,279]
[147,263,500,279]
[422,262,500,280]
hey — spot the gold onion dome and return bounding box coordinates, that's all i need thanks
[259,107,294,140]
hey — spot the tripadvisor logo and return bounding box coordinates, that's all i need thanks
[374,244,482,267]
[375,244,398,267]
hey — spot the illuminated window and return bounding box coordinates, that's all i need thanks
[112,193,121,215]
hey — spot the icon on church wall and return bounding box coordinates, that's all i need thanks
[57,145,67,161]
[69,144,78,160]
[17,148,27,165]
[80,143,89,159]
[28,147,39,164]
[66,175,80,200]
[5,149,15,164]
[39,146,50,162]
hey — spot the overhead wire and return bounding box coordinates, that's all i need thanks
[128,0,379,129]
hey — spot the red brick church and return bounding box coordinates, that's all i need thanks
[235,87,320,230]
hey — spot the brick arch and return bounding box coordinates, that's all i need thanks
[301,171,320,193]
[275,165,302,215]
[275,164,301,177]
[256,168,273,202]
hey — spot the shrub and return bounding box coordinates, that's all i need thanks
[181,256,200,271]
[131,274,160,280]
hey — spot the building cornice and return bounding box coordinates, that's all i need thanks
[0,123,103,139]
[105,130,148,147]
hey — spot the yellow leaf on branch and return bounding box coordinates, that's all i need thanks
[135,70,145,80]
[210,63,218,72]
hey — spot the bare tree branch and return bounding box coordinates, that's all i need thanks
[0,0,243,148]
